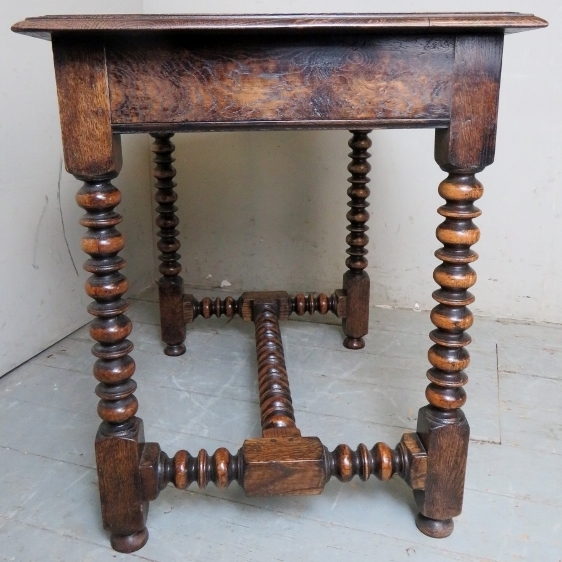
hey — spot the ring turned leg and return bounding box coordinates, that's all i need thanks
[342,130,372,350]
[76,175,148,552]
[414,173,482,537]
[413,34,502,536]
[151,133,186,356]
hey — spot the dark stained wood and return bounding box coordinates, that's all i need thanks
[342,272,370,349]
[76,173,147,552]
[262,427,302,438]
[12,11,547,552]
[52,37,121,178]
[96,420,148,553]
[414,172,480,536]
[242,437,326,496]
[435,35,504,172]
[12,13,547,41]
[183,293,239,322]
[253,303,300,436]
[114,118,449,133]
[418,151,487,533]
[291,292,335,316]
[415,513,455,539]
[398,432,427,491]
[139,442,166,502]
[240,291,292,321]
[333,289,348,318]
[414,35,501,535]
[138,433,427,500]
[150,133,186,356]
[107,35,454,126]
[169,447,243,490]
[342,130,372,349]
[183,291,342,322]
[415,407,470,536]
[324,433,426,487]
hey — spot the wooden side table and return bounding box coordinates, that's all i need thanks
[12,13,547,553]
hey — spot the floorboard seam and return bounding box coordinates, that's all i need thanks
[0,445,96,471]
[0,515,160,562]
[175,489,490,562]
[495,343,502,446]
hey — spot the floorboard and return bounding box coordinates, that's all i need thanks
[1,287,560,561]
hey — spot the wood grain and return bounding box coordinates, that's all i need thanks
[242,437,326,496]
[107,35,454,126]
[12,13,548,41]
[77,171,147,552]
[95,419,148,551]
[52,37,121,178]
[113,118,450,133]
[435,34,504,173]
[415,407,470,521]
[253,304,300,436]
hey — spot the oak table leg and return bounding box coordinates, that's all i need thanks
[414,172,480,537]
[151,133,186,356]
[76,174,148,552]
[342,130,372,350]
[414,33,502,537]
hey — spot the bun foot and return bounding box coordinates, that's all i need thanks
[110,527,149,553]
[415,513,454,538]
[164,343,186,356]
[343,336,365,350]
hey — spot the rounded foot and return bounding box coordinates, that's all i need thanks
[343,336,365,350]
[164,343,186,356]
[110,527,149,553]
[415,513,454,538]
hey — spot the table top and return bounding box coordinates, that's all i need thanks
[12,13,547,40]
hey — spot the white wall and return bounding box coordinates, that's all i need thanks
[144,0,562,324]
[0,0,154,376]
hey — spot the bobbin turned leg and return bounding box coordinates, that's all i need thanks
[342,130,372,350]
[151,133,186,356]
[415,172,480,538]
[76,174,148,552]
[414,34,503,537]
[51,38,151,552]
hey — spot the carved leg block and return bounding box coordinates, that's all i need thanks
[96,418,149,552]
[342,270,370,349]
[414,406,469,536]
[241,437,326,496]
[158,276,186,356]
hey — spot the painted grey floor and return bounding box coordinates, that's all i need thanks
[1,286,561,561]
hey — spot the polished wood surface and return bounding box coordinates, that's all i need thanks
[12,11,546,553]
[107,36,453,126]
[12,12,547,39]
[76,175,148,550]
[253,302,300,436]
[183,291,343,322]
[137,431,427,497]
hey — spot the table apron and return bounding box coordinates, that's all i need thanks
[106,33,456,128]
